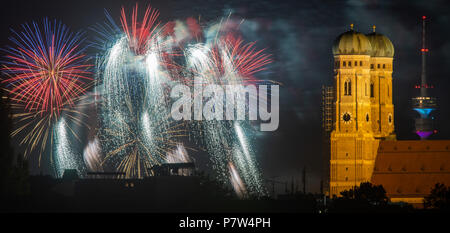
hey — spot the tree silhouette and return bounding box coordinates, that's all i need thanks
[340,182,388,206]
[329,182,392,212]
[424,183,450,210]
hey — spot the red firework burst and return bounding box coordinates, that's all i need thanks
[120,3,161,55]
[205,34,272,85]
[222,34,272,82]
[2,19,92,115]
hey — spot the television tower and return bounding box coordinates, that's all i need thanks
[411,16,437,140]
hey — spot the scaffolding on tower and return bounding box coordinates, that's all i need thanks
[321,85,335,195]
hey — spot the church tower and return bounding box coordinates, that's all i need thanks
[366,26,396,139]
[329,25,395,197]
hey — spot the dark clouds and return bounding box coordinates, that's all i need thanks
[1,0,449,193]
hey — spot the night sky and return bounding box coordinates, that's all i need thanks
[1,0,449,194]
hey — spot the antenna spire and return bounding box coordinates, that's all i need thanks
[421,16,428,97]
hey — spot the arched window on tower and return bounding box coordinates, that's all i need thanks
[365,83,368,96]
[387,84,390,97]
[348,81,352,95]
[370,83,374,97]
[344,82,347,95]
[344,80,352,96]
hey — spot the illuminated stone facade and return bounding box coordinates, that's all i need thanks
[329,26,395,197]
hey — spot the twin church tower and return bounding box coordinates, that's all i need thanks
[329,24,396,196]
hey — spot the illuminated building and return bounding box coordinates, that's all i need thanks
[371,140,450,208]
[327,19,449,205]
[329,24,395,197]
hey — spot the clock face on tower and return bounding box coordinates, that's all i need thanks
[342,112,352,123]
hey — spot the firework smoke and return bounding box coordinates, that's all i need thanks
[83,137,103,172]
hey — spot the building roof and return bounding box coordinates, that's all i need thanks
[371,140,450,199]
[366,32,394,57]
[332,29,372,56]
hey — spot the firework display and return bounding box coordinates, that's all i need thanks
[95,4,185,178]
[2,18,92,114]
[120,3,161,55]
[1,19,92,166]
[1,3,272,198]
[183,29,271,196]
